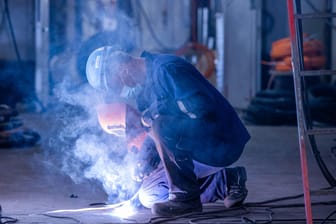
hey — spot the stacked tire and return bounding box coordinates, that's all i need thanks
[308,84,336,125]
[243,34,333,126]
[244,84,336,126]
[0,105,40,148]
[243,89,297,125]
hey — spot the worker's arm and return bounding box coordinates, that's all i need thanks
[128,135,160,182]
[143,62,216,121]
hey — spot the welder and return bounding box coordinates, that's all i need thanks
[85,46,251,216]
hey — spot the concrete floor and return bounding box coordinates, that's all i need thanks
[0,112,335,223]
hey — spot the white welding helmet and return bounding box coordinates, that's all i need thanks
[86,46,133,97]
[86,46,126,91]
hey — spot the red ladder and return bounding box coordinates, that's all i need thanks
[287,0,336,223]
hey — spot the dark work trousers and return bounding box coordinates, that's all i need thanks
[138,116,228,208]
[138,162,228,208]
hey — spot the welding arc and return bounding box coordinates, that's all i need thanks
[45,191,140,214]
[45,201,128,214]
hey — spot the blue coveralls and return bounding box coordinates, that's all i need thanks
[135,51,250,208]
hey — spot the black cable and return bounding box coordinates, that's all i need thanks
[245,193,304,206]
[0,1,6,32]
[188,208,261,224]
[321,209,336,224]
[261,9,275,36]
[299,0,336,188]
[188,203,335,224]
[308,135,336,187]
[3,0,22,64]
[147,192,336,224]
[149,206,275,224]
[304,0,319,12]
[0,216,18,224]
[0,205,18,224]
[304,0,336,30]
[246,186,335,206]
[148,207,251,224]
[3,0,45,111]
[41,214,82,224]
[135,0,189,52]
[253,200,336,209]
[179,204,336,224]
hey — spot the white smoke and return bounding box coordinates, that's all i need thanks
[48,82,139,203]
[44,0,143,204]
[73,134,136,198]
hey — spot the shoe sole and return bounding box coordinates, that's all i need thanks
[223,190,248,208]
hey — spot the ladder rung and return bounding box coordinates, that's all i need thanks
[296,12,336,19]
[306,128,336,136]
[299,70,336,77]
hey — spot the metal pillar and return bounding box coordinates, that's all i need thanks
[35,0,50,106]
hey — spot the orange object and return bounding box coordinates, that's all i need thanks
[270,35,324,60]
[96,103,126,137]
[270,40,292,59]
[304,55,326,69]
[274,62,292,72]
[175,42,215,79]
[96,102,148,152]
[302,39,324,56]
[274,55,326,71]
[269,35,326,72]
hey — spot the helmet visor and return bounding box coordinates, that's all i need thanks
[96,103,126,137]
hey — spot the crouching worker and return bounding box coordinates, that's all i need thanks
[86,47,251,216]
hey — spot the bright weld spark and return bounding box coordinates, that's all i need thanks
[45,192,140,218]
[109,200,136,218]
[45,201,127,214]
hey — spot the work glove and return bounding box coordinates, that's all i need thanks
[131,136,160,182]
[140,107,157,128]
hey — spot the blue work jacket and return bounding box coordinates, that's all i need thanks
[136,51,250,166]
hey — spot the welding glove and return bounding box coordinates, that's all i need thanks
[140,107,157,128]
[131,136,160,182]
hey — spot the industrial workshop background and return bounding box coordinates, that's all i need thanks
[0,1,336,223]
[0,0,335,125]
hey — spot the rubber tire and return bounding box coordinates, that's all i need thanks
[308,84,336,125]
[244,103,297,125]
[0,129,40,148]
[244,89,297,125]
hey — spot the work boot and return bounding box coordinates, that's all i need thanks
[223,166,248,208]
[152,198,202,216]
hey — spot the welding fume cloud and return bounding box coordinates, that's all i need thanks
[45,1,143,206]
[84,46,251,216]
[49,80,142,203]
